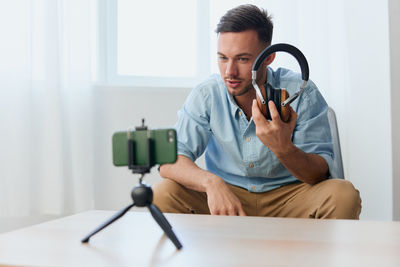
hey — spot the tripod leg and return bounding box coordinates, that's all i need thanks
[81,203,135,243]
[148,204,183,249]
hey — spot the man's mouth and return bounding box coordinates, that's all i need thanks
[226,79,242,88]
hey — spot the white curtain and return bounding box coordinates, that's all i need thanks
[0,0,96,216]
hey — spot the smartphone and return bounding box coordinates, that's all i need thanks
[112,128,177,167]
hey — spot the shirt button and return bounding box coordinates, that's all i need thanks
[249,163,254,168]
[246,137,251,142]
[238,111,242,116]
[252,185,257,191]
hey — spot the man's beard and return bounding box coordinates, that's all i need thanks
[229,82,253,97]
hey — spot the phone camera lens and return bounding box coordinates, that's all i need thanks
[168,130,174,143]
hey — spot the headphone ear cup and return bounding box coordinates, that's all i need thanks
[280,89,290,122]
[272,87,282,119]
[266,84,282,121]
[256,83,290,122]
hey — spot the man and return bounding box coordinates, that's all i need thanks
[153,4,361,219]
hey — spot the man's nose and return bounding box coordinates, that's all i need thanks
[226,60,238,77]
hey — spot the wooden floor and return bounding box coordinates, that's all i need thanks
[0,210,399,267]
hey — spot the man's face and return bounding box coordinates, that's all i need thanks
[217,30,267,97]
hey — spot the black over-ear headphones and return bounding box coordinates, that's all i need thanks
[252,43,309,122]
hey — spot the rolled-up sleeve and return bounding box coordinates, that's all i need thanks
[292,80,335,177]
[175,85,212,162]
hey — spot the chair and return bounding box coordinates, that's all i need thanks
[327,107,345,179]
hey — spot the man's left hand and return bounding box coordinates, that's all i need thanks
[252,99,297,157]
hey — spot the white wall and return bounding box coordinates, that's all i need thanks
[340,0,392,220]
[92,87,190,209]
[93,0,398,220]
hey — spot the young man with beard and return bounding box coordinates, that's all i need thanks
[153,4,361,219]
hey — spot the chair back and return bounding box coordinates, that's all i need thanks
[327,107,345,179]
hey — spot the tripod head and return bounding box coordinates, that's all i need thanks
[127,118,152,176]
[134,118,148,131]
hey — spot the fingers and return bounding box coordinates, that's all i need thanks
[252,99,268,125]
[253,99,283,123]
[238,207,247,216]
[209,200,246,216]
[206,178,247,216]
[212,205,246,216]
[268,100,281,121]
[288,105,298,127]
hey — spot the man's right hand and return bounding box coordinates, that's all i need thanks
[205,178,246,216]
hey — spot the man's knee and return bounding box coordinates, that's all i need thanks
[153,178,182,199]
[153,178,186,213]
[320,179,362,219]
[153,178,209,214]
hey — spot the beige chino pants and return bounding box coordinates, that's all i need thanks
[153,178,361,219]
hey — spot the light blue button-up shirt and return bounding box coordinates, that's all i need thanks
[175,67,334,193]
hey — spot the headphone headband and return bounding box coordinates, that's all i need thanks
[252,43,309,106]
[252,43,309,81]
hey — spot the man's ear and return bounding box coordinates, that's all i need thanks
[264,52,276,65]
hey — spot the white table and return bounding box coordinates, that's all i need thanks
[0,210,399,266]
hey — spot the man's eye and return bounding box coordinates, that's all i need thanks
[239,57,249,62]
[218,56,228,61]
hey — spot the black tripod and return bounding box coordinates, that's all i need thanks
[81,121,182,249]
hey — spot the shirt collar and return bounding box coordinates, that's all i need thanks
[217,75,240,117]
[227,93,240,117]
[266,67,277,88]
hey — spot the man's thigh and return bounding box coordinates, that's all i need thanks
[153,179,260,216]
[256,179,362,219]
[153,178,210,214]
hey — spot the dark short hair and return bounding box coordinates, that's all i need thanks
[216,4,273,45]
